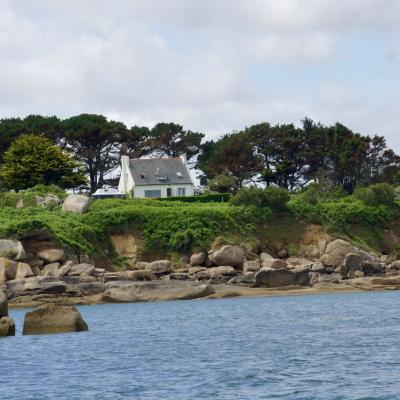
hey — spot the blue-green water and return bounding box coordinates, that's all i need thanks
[2,291,400,399]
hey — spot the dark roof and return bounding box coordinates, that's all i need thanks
[129,158,193,186]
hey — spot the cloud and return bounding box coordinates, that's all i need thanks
[0,0,399,151]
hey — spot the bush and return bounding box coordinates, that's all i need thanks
[157,193,231,203]
[208,174,238,193]
[230,186,289,211]
[298,183,347,205]
[353,183,396,207]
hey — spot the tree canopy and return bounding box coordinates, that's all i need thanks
[0,134,86,190]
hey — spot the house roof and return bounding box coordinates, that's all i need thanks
[129,158,193,186]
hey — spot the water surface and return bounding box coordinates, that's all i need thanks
[2,291,400,399]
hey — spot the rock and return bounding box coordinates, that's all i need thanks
[353,270,365,278]
[77,282,103,295]
[103,281,215,302]
[228,272,256,285]
[243,259,261,272]
[362,261,385,276]
[104,272,132,282]
[127,270,155,281]
[188,266,207,275]
[261,258,287,270]
[344,253,363,278]
[16,262,34,279]
[321,239,356,267]
[68,263,95,276]
[260,252,274,262]
[0,317,15,336]
[292,268,310,286]
[278,249,288,258]
[27,256,44,268]
[37,249,64,264]
[43,262,61,276]
[0,258,18,284]
[0,240,25,261]
[5,277,80,299]
[309,272,320,286]
[255,268,295,288]
[146,260,171,275]
[190,252,206,266]
[195,271,210,280]
[170,272,190,280]
[136,261,150,270]
[62,194,90,214]
[209,245,245,268]
[16,199,24,209]
[55,263,72,278]
[208,266,237,278]
[311,262,325,273]
[22,304,88,335]
[390,260,400,270]
[318,273,342,284]
[0,289,8,317]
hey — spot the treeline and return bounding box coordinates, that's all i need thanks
[0,114,398,193]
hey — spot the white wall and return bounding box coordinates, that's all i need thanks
[133,184,194,198]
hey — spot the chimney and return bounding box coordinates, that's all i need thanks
[180,153,187,165]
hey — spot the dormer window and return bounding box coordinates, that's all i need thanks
[140,173,146,179]
[158,175,167,181]
[176,172,182,178]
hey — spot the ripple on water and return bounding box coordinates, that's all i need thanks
[2,291,400,399]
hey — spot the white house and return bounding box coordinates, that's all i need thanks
[118,154,195,198]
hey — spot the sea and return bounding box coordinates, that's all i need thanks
[2,291,400,399]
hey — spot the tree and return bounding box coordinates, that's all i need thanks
[197,131,262,187]
[208,174,238,193]
[146,122,204,162]
[61,114,128,191]
[0,135,86,190]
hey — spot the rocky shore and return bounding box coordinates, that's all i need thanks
[2,235,400,310]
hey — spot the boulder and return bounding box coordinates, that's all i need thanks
[15,262,35,279]
[62,194,90,214]
[55,263,72,278]
[208,266,237,279]
[0,289,8,317]
[209,245,245,268]
[195,271,210,280]
[77,282,103,295]
[22,304,88,335]
[292,268,310,286]
[243,259,261,272]
[190,252,206,266]
[188,266,207,275]
[27,256,44,269]
[68,263,95,276]
[256,268,295,287]
[135,261,150,270]
[0,316,15,336]
[127,270,155,281]
[310,262,325,273]
[170,273,190,280]
[390,260,400,270]
[0,240,25,260]
[260,252,274,262]
[261,258,287,270]
[37,249,64,264]
[43,262,61,276]
[362,261,385,276]
[146,260,171,275]
[321,239,354,267]
[344,253,363,278]
[103,281,215,302]
[228,272,256,285]
[0,258,18,284]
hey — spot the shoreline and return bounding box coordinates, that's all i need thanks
[8,281,393,309]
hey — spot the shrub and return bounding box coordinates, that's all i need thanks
[230,186,289,211]
[298,183,347,205]
[157,193,231,203]
[208,174,238,193]
[353,183,396,207]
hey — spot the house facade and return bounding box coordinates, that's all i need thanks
[118,155,195,198]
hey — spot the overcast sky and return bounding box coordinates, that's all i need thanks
[1,0,400,150]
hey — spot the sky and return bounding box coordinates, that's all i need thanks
[0,0,400,150]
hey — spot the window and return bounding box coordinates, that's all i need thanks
[140,174,146,179]
[176,172,182,178]
[157,175,167,181]
[177,187,186,196]
[144,190,161,198]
